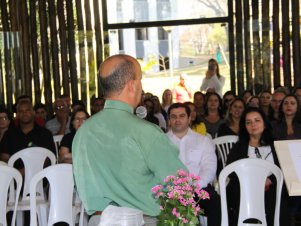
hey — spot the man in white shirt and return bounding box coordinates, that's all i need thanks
[167,102,221,226]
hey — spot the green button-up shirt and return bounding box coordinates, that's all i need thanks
[72,100,186,216]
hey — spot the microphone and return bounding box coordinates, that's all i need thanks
[135,106,147,119]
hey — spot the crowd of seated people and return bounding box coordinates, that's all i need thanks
[1,84,301,226]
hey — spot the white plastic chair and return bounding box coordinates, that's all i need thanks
[213,135,238,168]
[219,158,283,226]
[0,165,22,226]
[7,147,56,226]
[0,160,7,165]
[53,134,64,161]
[30,164,83,226]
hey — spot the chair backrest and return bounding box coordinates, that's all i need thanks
[213,135,238,168]
[0,165,22,226]
[30,164,75,226]
[8,147,56,200]
[219,158,283,226]
[53,135,64,161]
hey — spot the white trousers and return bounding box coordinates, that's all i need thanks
[88,205,157,226]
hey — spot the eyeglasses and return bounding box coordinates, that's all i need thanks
[55,105,66,110]
[254,147,262,159]
[74,118,86,123]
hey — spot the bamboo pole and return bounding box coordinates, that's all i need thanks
[235,0,244,95]
[1,0,14,116]
[252,0,263,94]
[0,49,4,105]
[21,0,32,96]
[85,0,96,99]
[93,0,102,68]
[243,0,253,91]
[75,0,87,104]
[48,0,61,99]
[272,0,281,88]
[30,0,41,102]
[281,0,291,87]
[38,0,52,112]
[57,0,70,96]
[93,0,103,97]
[228,0,236,93]
[291,0,301,86]
[66,0,79,101]
[261,0,271,90]
[9,0,22,98]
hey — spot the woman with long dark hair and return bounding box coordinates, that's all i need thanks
[59,108,90,163]
[226,107,288,226]
[272,94,301,140]
[217,98,245,136]
[203,92,225,138]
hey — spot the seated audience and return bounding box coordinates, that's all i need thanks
[226,107,288,226]
[203,92,225,138]
[269,90,286,121]
[0,101,55,165]
[271,94,301,222]
[247,95,260,108]
[0,108,11,141]
[91,96,105,115]
[167,103,221,226]
[185,102,207,135]
[46,98,71,135]
[217,98,245,136]
[59,109,90,163]
[161,89,173,113]
[293,86,301,111]
[193,91,205,119]
[259,90,272,116]
[151,96,167,131]
[143,98,159,126]
[222,90,236,116]
[34,103,49,122]
[71,100,86,113]
[241,90,253,104]
[272,94,301,140]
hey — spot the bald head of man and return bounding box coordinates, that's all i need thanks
[99,54,142,108]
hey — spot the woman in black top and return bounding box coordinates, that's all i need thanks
[217,98,245,137]
[226,107,288,226]
[272,94,301,140]
[59,108,90,163]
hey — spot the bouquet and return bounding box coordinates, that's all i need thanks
[151,169,209,226]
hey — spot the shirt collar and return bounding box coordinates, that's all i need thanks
[104,100,134,114]
[168,128,192,140]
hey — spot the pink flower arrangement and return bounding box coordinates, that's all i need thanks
[151,169,209,226]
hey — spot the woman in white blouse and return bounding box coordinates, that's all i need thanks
[200,58,225,97]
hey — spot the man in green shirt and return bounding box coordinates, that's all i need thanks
[72,54,186,224]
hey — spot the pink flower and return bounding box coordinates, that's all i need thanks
[164,175,176,183]
[151,185,163,194]
[182,218,189,223]
[172,208,180,218]
[153,170,205,224]
[200,189,210,200]
[177,169,188,177]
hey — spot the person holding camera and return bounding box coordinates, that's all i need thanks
[200,58,225,97]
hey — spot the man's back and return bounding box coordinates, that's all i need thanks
[73,100,186,216]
